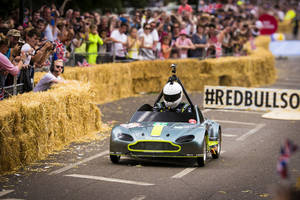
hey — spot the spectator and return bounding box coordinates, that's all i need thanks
[0,34,25,99]
[178,0,193,15]
[43,7,59,42]
[175,29,195,59]
[127,27,140,60]
[139,23,155,60]
[6,29,21,60]
[33,59,65,92]
[190,25,207,58]
[72,31,87,66]
[86,24,103,64]
[97,29,112,63]
[19,28,40,92]
[161,35,172,59]
[171,22,181,43]
[219,26,232,55]
[35,19,47,41]
[110,22,128,61]
[131,11,142,30]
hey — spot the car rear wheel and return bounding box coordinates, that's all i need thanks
[212,129,222,159]
[197,137,207,167]
[110,155,120,164]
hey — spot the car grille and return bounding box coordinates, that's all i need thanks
[128,141,181,152]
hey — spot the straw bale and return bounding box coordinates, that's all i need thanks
[0,81,101,173]
[277,20,293,33]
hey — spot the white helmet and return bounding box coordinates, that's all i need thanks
[163,82,183,109]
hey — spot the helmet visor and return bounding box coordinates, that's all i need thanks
[164,92,181,102]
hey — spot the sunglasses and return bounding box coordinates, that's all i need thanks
[55,65,64,69]
[145,27,151,30]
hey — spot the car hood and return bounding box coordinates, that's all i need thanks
[113,122,205,141]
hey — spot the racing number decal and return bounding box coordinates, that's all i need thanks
[151,123,167,137]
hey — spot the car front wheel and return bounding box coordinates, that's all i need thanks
[110,155,120,164]
[197,137,207,167]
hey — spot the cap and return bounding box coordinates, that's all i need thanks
[7,29,21,37]
[179,29,187,35]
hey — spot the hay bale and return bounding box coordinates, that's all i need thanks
[0,81,101,173]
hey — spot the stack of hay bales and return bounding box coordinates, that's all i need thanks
[0,81,101,173]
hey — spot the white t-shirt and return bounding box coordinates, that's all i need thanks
[141,33,154,48]
[111,29,127,57]
[21,43,35,66]
[44,24,58,42]
[33,72,62,92]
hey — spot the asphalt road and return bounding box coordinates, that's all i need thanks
[1,57,300,200]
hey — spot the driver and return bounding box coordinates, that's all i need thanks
[153,81,192,113]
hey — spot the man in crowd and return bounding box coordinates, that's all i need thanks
[110,22,128,61]
[33,58,65,92]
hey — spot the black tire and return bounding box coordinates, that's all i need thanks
[197,137,207,167]
[212,129,222,159]
[110,155,120,164]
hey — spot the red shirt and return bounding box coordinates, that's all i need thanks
[178,4,193,14]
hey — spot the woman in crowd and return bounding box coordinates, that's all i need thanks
[127,27,140,60]
[190,24,207,58]
[139,23,155,60]
[87,24,103,64]
[175,29,195,59]
[161,35,172,59]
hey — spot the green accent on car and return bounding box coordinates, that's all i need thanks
[128,140,182,153]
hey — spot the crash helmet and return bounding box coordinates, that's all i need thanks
[163,81,183,109]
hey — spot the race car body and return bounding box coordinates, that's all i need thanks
[110,105,221,166]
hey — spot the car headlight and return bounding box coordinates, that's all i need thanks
[175,135,195,143]
[117,133,134,141]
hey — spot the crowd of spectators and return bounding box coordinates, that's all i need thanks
[0,0,299,97]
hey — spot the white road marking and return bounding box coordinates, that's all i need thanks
[223,134,237,137]
[236,124,266,141]
[1,199,25,200]
[131,195,146,200]
[171,168,197,179]
[65,174,154,186]
[0,190,14,197]
[216,120,256,126]
[274,81,300,86]
[49,150,109,175]
[221,150,226,154]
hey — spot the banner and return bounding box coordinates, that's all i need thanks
[203,86,300,111]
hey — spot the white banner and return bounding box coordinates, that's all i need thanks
[203,86,300,111]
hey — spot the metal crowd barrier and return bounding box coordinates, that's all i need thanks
[2,76,24,99]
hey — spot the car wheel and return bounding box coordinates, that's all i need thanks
[197,137,207,167]
[110,155,120,164]
[212,129,222,159]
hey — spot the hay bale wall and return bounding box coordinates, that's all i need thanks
[0,81,101,173]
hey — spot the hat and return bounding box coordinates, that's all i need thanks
[179,29,187,36]
[7,29,21,37]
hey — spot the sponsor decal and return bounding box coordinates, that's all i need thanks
[259,14,278,35]
[151,123,167,137]
[120,123,141,129]
[204,86,300,111]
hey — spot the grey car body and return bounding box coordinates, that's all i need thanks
[110,104,222,166]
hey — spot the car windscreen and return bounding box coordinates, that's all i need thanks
[129,111,197,123]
